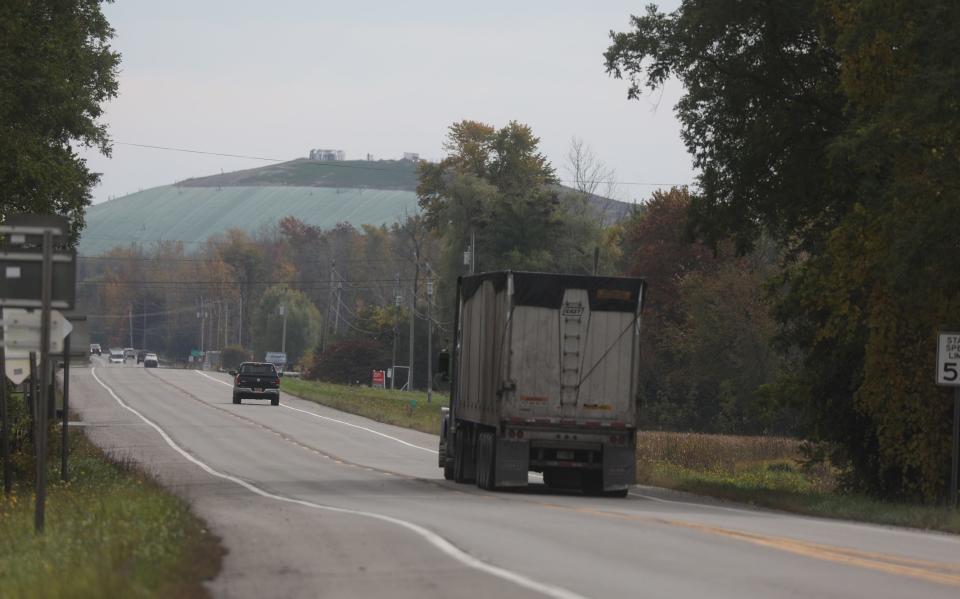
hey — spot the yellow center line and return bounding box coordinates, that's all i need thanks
[522,500,960,587]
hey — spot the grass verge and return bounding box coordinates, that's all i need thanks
[0,427,222,598]
[281,377,447,435]
[637,431,960,534]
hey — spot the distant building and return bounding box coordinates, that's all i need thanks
[402,152,419,162]
[309,148,345,161]
[366,153,374,161]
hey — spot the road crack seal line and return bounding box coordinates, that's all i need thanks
[91,367,586,599]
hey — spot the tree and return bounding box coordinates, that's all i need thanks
[607,1,960,500]
[307,339,391,385]
[0,0,120,243]
[418,120,604,281]
[252,286,322,366]
[565,137,619,226]
[604,1,850,254]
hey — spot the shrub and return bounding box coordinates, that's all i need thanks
[307,339,390,385]
[220,345,251,370]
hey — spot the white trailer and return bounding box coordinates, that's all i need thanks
[439,271,645,496]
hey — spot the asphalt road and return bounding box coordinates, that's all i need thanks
[70,361,960,598]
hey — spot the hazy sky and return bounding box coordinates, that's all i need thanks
[81,1,690,205]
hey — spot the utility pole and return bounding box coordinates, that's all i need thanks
[334,280,342,335]
[323,259,336,352]
[128,305,133,348]
[197,298,205,355]
[238,295,243,347]
[470,230,476,274]
[142,300,147,349]
[408,274,415,392]
[1,345,10,495]
[279,305,287,355]
[391,272,399,390]
[224,302,229,348]
[426,264,433,404]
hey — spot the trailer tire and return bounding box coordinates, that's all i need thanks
[476,431,496,491]
[453,429,473,483]
[605,488,629,498]
[443,461,454,480]
[581,471,604,496]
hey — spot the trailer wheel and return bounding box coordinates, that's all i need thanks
[476,431,496,491]
[443,461,454,480]
[453,429,473,483]
[581,471,604,496]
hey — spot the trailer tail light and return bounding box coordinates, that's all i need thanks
[516,430,523,439]
[506,429,524,440]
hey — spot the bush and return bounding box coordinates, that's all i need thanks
[220,345,251,370]
[307,339,390,385]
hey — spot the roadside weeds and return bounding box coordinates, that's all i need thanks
[0,424,223,599]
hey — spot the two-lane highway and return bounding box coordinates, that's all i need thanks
[70,362,960,598]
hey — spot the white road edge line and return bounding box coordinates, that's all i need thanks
[195,370,439,454]
[91,367,585,599]
[188,371,960,543]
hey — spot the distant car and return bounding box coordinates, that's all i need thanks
[136,350,148,364]
[89,343,102,356]
[230,362,280,406]
[109,349,124,364]
[124,348,136,361]
[143,353,159,368]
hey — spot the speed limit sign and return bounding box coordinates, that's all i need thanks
[937,332,960,386]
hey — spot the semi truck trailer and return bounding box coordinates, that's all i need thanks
[438,271,645,497]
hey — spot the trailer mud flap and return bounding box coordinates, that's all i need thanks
[603,445,635,490]
[495,438,529,487]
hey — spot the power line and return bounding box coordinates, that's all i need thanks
[116,141,689,187]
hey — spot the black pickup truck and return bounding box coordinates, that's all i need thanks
[230,362,281,405]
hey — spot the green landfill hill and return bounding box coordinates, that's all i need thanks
[179,158,420,191]
[79,185,419,255]
[78,158,632,256]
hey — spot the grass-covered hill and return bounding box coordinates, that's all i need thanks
[78,158,631,255]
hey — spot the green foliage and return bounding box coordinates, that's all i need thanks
[605,1,850,255]
[608,0,960,502]
[307,339,390,385]
[622,189,792,434]
[220,345,252,370]
[418,120,603,279]
[252,285,321,366]
[0,0,120,243]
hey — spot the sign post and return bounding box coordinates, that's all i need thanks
[1,345,9,495]
[936,332,960,509]
[1,215,74,533]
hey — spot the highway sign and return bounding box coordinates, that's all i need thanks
[0,249,76,309]
[4,356,32,385]
[937,332,960,386]
[2,308,73,353]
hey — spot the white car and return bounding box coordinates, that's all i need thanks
[109,349,124,364]
[143,353,159,368]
